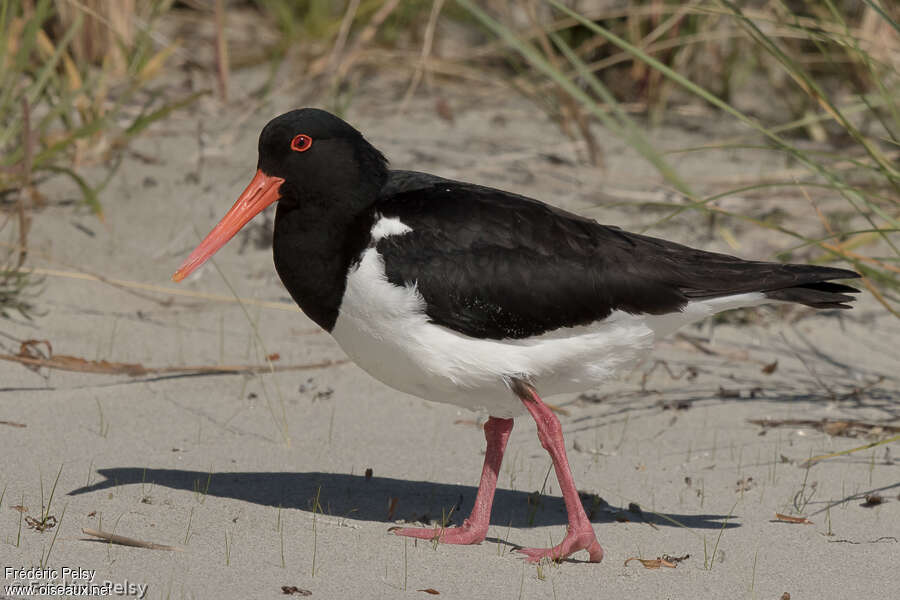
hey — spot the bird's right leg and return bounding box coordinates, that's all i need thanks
[390,416,513,544]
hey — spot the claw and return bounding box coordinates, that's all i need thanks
[515,533,604,563]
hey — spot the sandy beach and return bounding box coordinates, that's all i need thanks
[1,71,898,599]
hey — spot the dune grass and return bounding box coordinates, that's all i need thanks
[0,0,204,317]
[3,0,896,320]
[454,0,899,316]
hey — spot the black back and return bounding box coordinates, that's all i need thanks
[374,171,858,340]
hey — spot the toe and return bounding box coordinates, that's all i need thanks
[390,526,441,540]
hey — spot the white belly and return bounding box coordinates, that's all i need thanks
[331,247,661,417]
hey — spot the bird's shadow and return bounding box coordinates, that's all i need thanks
[68,468,737,531]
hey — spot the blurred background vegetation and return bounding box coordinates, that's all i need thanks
[2,0,898,317]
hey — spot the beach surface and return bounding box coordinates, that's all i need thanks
[2,72,898,599]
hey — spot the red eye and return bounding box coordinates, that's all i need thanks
[291,134,312,152]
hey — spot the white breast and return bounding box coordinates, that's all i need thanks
[330,218,767,417]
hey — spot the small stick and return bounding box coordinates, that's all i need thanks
[81,527,184,551]
[774,513,813,524]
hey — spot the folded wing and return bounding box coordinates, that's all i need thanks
[375,172,859,340]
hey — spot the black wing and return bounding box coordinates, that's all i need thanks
[375,171,859,340]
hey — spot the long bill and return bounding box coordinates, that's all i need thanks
[172,169,285,282]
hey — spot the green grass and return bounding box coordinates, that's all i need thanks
[311,485,322,577]
[38,502,66,569]
[95,399,109,438]
[193,467,213,503]
[705,499,737,570]
[38,464,63,531]
[183,506,194,545]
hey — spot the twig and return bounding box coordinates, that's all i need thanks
[399,0,445,111]
[81,527,184,551]
[801,434,900,468]
[214,0,229,101]
[0,353,347,377]
[18,97,33,268]
[335,0,402,79]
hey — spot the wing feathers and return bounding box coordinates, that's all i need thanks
[374,172,860,339]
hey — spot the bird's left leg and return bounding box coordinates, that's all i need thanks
[512,379,604,563]
[391,416,513,544]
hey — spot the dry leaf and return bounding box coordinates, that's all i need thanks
[281,587,312,596]
[624,557,677,569]
[662,553,690,564]
[19,339,52,358]
[863,494,883,506]
[761,360,778,374]
[26,515,57,531]
[823,421,850,436]
[736,477,754,492]
[418,589,440,595]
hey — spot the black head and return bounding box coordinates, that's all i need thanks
[256,108,389,208]
[172,108,388,282]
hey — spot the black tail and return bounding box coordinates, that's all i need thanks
[679,262,861,310]
[764,274,860,310]
[600,227,862,313]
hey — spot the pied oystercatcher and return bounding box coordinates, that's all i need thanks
[173,108,859,562]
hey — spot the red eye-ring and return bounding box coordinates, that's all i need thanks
[291,134,312,152]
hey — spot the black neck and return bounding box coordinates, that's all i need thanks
[273,202,376,331]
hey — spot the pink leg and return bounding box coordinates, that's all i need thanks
[391,416,514,544]
[513,380,604,563]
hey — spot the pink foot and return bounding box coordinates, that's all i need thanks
[389,417,513,547]
[512,379,605,564]
[390,519,487,544]
[516,527,604,563]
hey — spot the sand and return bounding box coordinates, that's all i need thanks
[1,70,898,600]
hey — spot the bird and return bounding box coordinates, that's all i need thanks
[173,108,859,563]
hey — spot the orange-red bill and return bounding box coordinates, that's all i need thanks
[172,169,285,282]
